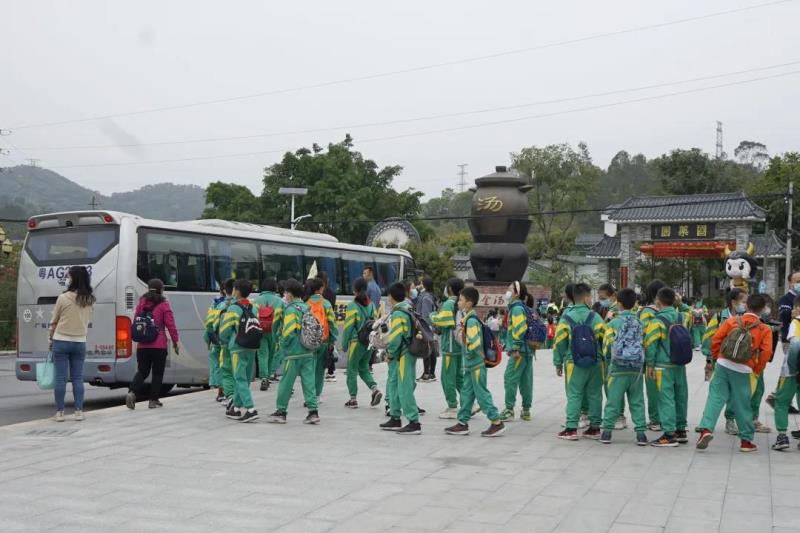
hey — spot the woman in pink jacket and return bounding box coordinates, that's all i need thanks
[126,279,180,410]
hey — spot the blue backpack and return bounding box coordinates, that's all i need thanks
[131,305,159,343]
[657,316,693,366]
[611,314,644,369]
[511,302,547,348]
[563,312,598,368]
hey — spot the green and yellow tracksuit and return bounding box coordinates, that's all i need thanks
[343,300,378,399]
[250,291,284,380]
[691,305,708,348]
[601,311,646,433]
[215,297,235,399]
[275,301,317,413]
[703,309,738,422]
[554,304,606,429]
[458,310,501,425]
[307,294,337,398]
[503,300,533,412]
[638,306,660,425]
[219,300,258,410]
[774,333,800,434]
[643,307,688,434]
[203,297,225,388]
[431,296,462,409]
[387,301,420,422]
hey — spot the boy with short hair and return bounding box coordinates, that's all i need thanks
[269,279,320,424]
[444,287,506,437]
[379,282,422,435]
[697,293,773,452]
[639,279,665,431]
[204,280,232,402]
[219,279,260,423]
[772,295,800,451]
[598,288,647,445]
[431,277,464,419]
[554,283,606,441]
[597,283,618,322]
[306,277,337,401]
[251,279,284,392]
[644,287,689,447]
[213,279,236,407]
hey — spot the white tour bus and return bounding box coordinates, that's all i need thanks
[16,211,416,393]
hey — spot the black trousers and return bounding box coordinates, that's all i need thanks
[131,348,167,401]
[423,345,438,376]
[326,344,336,374]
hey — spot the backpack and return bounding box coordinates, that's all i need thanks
[397,308,435,359]
[131,304,160,343]
[656,316,693,365]
[368,313,392,351]
[293,304,325,350]
[511,301,547,349]
[258,302,275,333]
[720,317,758,363]
[692,308,705,326]
[477,317,503,368]
[355,304,374,347]
[610,314,645,369]
[563,312,599,368]
[234,303,263,349]
[308,299,330,340]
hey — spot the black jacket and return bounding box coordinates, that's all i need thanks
[779,290,796,342]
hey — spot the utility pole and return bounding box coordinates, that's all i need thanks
[785,181,794,291]
[715,121,724,159]
[456,163,468,193]
[26,158,40,168]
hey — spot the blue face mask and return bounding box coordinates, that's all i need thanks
[410,288,418,299]
[794,283,800,293]
[598,299,610,309]
[735,303,747,315]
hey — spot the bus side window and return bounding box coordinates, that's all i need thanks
[137,230,207,291]
[260,244,303,285]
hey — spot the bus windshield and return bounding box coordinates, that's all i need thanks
[25,227,119,266]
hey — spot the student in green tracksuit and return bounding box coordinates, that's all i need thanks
[213,279,236,404]
[204,282,231,402]
[269,279,319,424]
[643,287,689,447]
[305,278,337,400]
[251,279,284,392]
[343,278,383,408]
[772,309,800,451]
[218,279,259,423]
[639,279,665,431]
[598,288,647,446]
[379,282,421,435]
[444,287,506,437]
[690,300,708,349]
[554,283,606,440]
[500,281,533,422]
[430,277,464,419]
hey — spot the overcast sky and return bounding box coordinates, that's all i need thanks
[1,0,798,200]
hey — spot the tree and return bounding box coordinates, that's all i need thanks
[404,240,454,294]
[202,182,261,222]
[734,140,770,171]
[651,148,757,195]
[0,245,20,349]
[596,150,658,207]
[419,188,472,232]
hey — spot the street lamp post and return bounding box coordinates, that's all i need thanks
[278,187,310,231]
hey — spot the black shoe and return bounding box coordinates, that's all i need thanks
[418,407,426,416]
[260,379,270,391]
[215,391,226,402]
[675,430,689,444]
[345,399,358,409]
[370,389,383,407]
[790,404,800,415]
[599,430,612,444]
[125,391,136,410]
[269,374,280,383]
[304,411,320,425]
[773,433,790,451]
[636,432,648,446]
[445,423,470,435]
[384,405,390,417]
[268,410,287,424]
[481,422,506,437]
[791,430,800,440]
[380,417,402,431]
[226,407,243,420]
[148,400,163,409]
[651,433,679,447]
[239,409,259,423]
[397,421,422,435]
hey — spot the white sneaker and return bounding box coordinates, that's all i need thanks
[578,414,590,429]
[53,411,64,423]
[438,407,458,419]
[753,420,772,433]
[725,419,739,435]
[614,416,627,430]
[74,410,85,422]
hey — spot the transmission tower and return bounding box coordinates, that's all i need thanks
[715,121,725,159]
[89,195,101,210]
[26,158,40,167]
[456,163,468,192]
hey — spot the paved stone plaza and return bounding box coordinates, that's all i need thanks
[0,350,798,533]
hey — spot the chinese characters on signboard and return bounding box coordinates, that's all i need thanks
[650,223,715,240]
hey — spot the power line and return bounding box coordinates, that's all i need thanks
[43,68,800,170]
[17,60,800,152]
[8,0,793,131]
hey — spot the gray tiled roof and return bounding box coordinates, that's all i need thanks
[586,235,621,259]
[606,192,766,223]
[751,231,786,258]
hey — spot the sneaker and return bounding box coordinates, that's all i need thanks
[696,429,714,450]
[418,407,427,416]
[148,400,163,409]
[636,432,648,446]
[225,398,234,411]
[73,410,85,422]
[445,423,470,436]
[754,420,772,433]
[765,394,776,409]
[345,399,358,409]
[614,416,628,430]
[599,430,613,444]
[740,440,758,452]
[520,408,532,422]
[578,414,590,429]
[215,391,226,402]
[772,433,790,451]
[325,374,337,382]
[370,389,383,407]
[725,419,739,435]
[304,411,320,425]
[260,379,270,391]
[226,406,242,419]
[470,405,480,416]
[428,374,438,382]
[53,411,65,423]
[239,409,259,423]
[790,404,800,415]
[439,407,458,419]
[651,434,679,447]
[397,421,422,435]
[269,374,280,383]
[582,427,601,440]
[694,425,703,433]
[499,408,515,422]
[791,430,800,440]
[557,429,579,441]
[380,417,402,431]
[647,422,662,432]
[416,374,428,383]
[125,391,136,410]
[268,410,287,424]
[481,422,506,437]
[675,430,689,444]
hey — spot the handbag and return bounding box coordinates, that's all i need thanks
[36,352,56,390]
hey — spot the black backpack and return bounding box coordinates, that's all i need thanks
[131,303,160,343]
[234,303,263,349]
[397,308,435,359]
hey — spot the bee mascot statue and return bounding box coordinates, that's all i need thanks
[723,243,757,292]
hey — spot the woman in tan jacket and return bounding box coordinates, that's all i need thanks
[49,266,95,422]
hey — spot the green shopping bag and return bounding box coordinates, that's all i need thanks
[36,352,55,390]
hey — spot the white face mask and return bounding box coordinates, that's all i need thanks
[504,291,513,301]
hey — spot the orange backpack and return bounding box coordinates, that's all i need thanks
[308,299,330,340]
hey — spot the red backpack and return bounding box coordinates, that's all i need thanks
[258,305,275,333]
